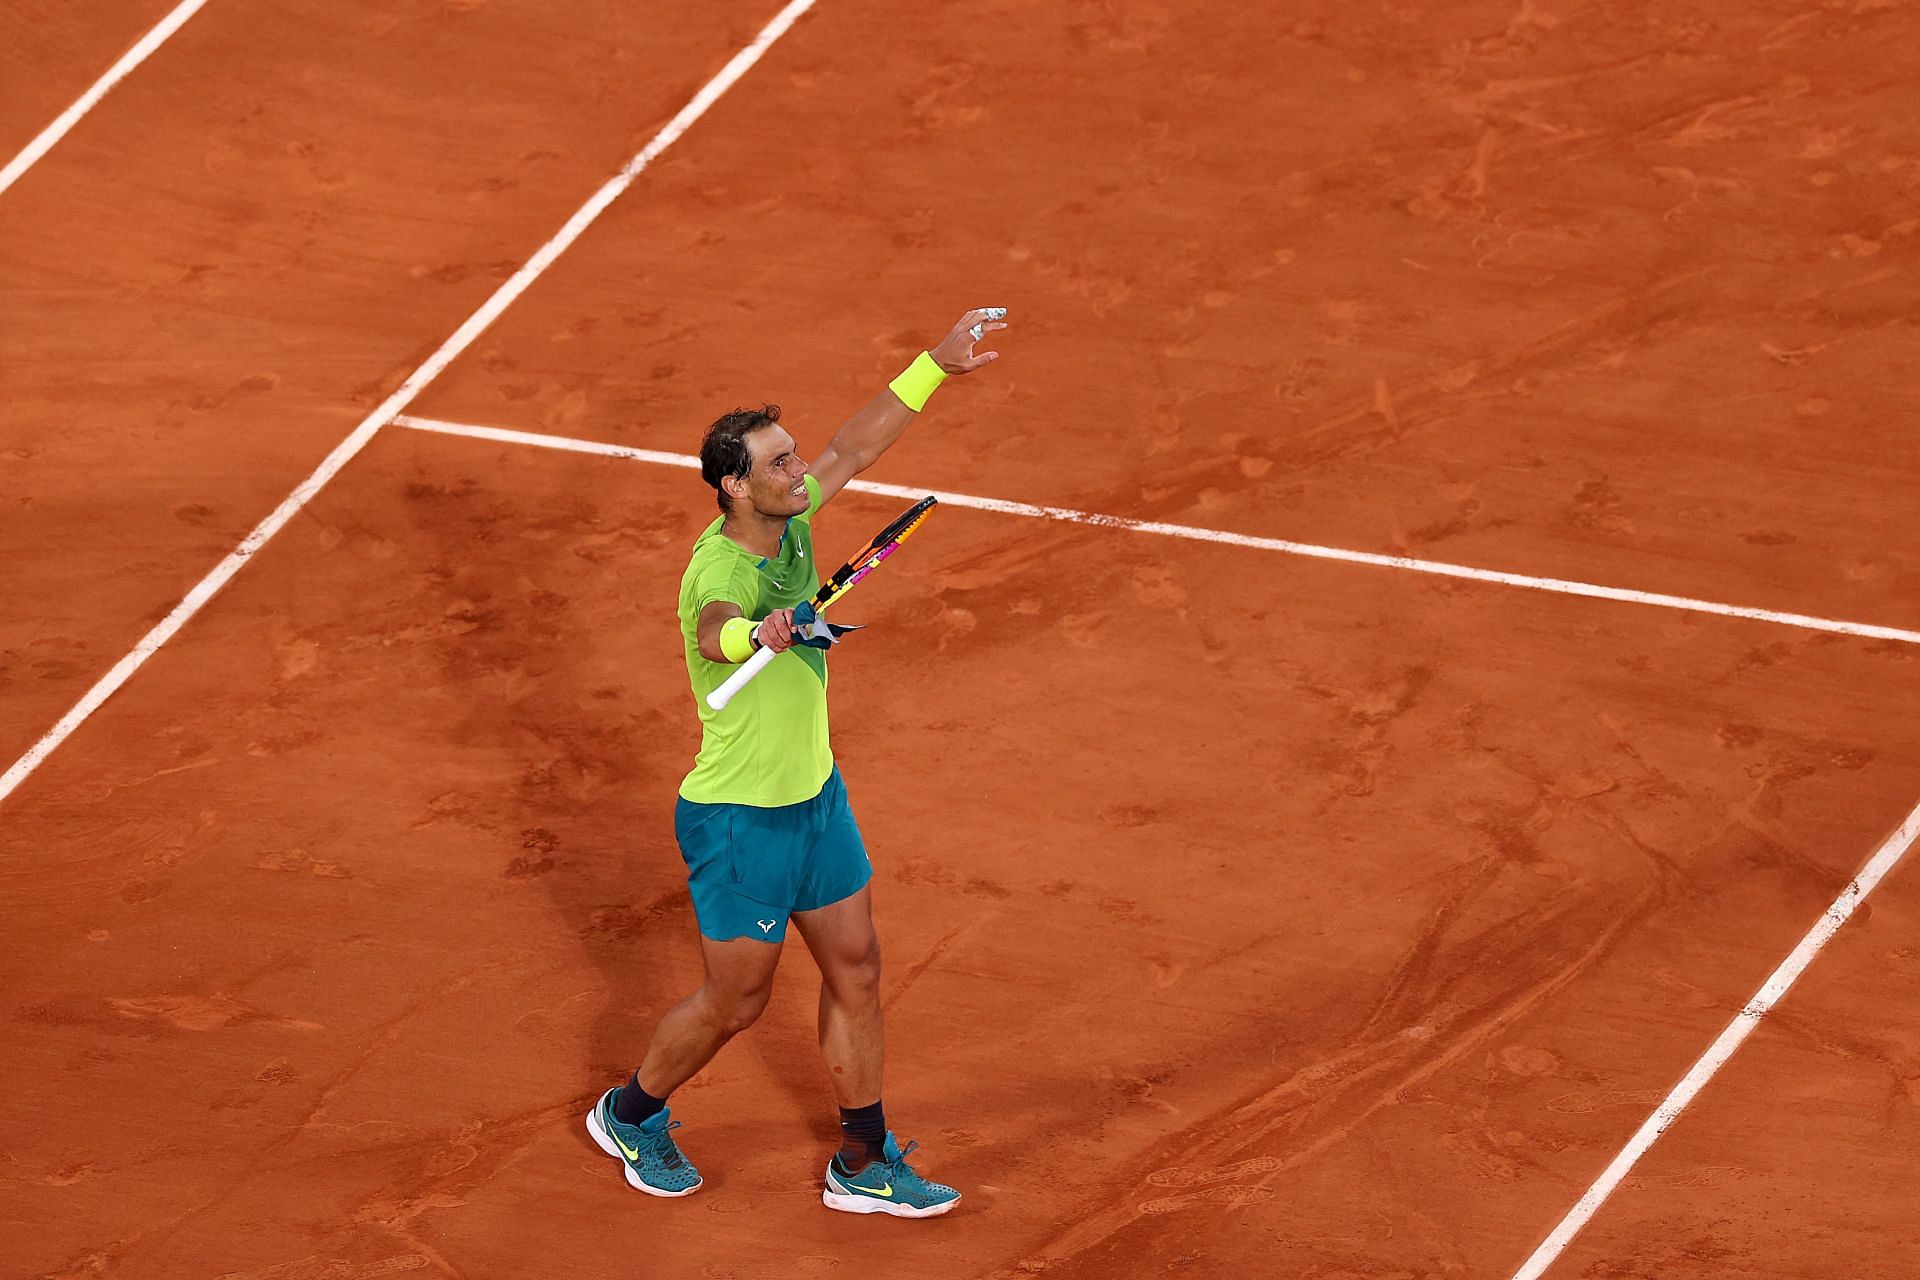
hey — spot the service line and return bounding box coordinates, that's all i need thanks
[0,0,213,198]
[409,403,1920,1280]
[0,0,820,806]
[392,414,1920,649]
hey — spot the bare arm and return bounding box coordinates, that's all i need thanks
[696,600,797,662]
[810,307,1009,505]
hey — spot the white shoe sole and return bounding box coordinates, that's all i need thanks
[585,1095,701,1198]
[821,1173,959,1218]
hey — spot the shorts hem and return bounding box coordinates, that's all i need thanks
[793,863,874,916]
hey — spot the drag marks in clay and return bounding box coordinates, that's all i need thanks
[1137,1156,1283,1213]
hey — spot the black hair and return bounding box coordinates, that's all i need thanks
[699,404,781,513]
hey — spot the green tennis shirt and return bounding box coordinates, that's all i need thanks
[678,472,833,807]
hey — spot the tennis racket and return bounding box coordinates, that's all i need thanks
[706,495,939,711]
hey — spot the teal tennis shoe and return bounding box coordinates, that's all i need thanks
[822,1132,960,1218]
[586,1088,702,1197]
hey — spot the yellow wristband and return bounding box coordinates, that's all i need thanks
[888,351,948,412]
[719,615,759,663]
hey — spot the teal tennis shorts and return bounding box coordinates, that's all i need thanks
[674,766,872,943]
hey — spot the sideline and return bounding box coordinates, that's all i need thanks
[1509,801,1920,1278]
[0,0,214,197]
[0,0,822,806]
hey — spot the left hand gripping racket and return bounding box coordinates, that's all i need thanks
[706,495,938,711]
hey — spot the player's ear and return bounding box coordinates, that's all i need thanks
[722,472,748,503]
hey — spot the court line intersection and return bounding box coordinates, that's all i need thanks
[4,3,1916,1274]
[394,413,1920,648]
[0,0,822,806]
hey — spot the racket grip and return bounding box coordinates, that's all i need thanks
[707,641,778,710]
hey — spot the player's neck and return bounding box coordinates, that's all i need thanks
[720,506,786,559]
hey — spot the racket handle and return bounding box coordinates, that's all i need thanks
[706,640,778,710]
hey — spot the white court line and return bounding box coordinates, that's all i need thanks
[0,0,213,198]
[392,413,1920,1268]
[9,10,1911,1278]
[1510,799,1920,1279]
[0,0,819,807]
[392,414,1920,648]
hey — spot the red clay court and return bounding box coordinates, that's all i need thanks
[4,1,1919,1277]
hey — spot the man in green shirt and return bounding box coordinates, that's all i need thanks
[586,309,1008,1218]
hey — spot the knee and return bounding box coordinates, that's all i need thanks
[835,937,882,998]
[710,984,773,1037]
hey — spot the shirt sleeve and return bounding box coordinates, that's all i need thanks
[687,553,757,617]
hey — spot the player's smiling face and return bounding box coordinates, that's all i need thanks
[742,426,810,518]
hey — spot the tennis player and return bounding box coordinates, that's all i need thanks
[586,308,1008,1217]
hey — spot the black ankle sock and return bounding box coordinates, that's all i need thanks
[612,1074,667,1126]
[836,1100,886,1170]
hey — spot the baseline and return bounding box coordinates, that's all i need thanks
[0,0,820,808]
[0,0,211,197]
[1510,800,1920,1278]
[392,414,1920,649]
